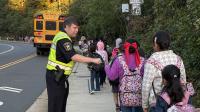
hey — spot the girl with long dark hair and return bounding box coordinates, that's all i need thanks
[153,65,194,112]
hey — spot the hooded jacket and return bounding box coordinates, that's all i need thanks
[96,41,108,65]
[112,38,122,57]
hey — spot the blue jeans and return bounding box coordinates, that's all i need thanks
[121,106,143,112]
[90,70,100,91]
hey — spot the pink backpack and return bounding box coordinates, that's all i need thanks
[118,56,144,107]
[161,92,195,112]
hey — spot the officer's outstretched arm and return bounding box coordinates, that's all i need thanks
[71,54,101,64]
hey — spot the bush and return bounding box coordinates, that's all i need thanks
[136,0,200,106]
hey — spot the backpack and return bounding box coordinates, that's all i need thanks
[167,105,195,112]
[161,92,195,112]
[108,54,122,86]
[118,56,144,107]
[87,52,104,72]
[95,57,104,72]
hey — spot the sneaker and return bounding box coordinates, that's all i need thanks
[90,90,94,94]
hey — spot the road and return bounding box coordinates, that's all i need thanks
[0,41,47,112]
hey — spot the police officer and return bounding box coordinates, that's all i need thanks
[46,16,101,112]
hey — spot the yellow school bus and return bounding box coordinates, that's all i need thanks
[33,13,65,55]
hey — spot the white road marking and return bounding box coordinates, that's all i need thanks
[0,86,23,93]
[0,44,14,55]
[0,101,3,106]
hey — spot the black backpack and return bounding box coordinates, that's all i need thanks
[88,52,104,72]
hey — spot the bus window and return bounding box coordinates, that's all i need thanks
[36,21,43,30]
[59,22,63,31]
[46,21,56,30]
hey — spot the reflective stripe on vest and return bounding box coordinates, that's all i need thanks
[46,31,75,75]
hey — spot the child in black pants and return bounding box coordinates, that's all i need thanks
[87,43,104,94]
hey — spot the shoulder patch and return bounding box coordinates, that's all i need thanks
[63,42,72,51]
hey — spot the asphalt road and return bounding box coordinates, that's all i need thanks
[0,41,47,112]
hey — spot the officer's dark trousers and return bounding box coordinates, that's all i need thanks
[46,70,69,112]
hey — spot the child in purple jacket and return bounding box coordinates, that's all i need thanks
[105,38,145,112]
[109,37,123,112]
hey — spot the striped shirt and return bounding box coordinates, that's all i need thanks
[142,50,186,108]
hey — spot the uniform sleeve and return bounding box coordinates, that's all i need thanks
[142,62,156,108]
[57,38,77,62]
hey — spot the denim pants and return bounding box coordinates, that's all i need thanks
[121,106,143,112]
[90,70,100,91]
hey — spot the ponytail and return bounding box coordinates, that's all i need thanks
[164,77,184,105]
[162,65,184,105]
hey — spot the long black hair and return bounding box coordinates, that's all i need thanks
[162,65,184,105]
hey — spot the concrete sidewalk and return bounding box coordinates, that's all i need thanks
[26,62,114,112]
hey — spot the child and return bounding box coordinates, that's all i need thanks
[152,65,195,112]
[96,41,108,87]
[87,43,103,94]
[111,38,122,57]
[110,37,122,112]
[105,38,145,112]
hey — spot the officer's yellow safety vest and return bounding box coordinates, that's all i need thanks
[46,31,75,75]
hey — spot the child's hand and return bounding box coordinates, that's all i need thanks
[93,58,101,64]
[143,108,148,112]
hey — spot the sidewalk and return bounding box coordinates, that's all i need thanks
[26,62,114,112]
[25,62,200,112]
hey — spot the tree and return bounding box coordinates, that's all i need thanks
[68,0,127,43]
[140,0,200,106]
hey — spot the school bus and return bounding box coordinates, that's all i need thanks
[33,13,65,55]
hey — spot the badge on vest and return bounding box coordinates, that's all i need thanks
[63,42,72,51]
